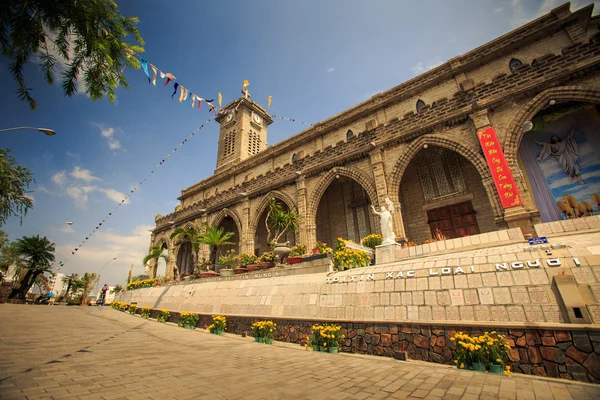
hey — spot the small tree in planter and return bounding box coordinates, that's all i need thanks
[288,244,306,264]
[218,250,239,276]
[260,252,276,269]
[240,254,260,271]
[264,199,300,262]
[200,225,234,268]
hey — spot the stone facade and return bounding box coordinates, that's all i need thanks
[147,4,600,276]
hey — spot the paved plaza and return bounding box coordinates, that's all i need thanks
[1,305,599,400]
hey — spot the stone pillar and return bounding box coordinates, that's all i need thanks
[296,176,312,248]
[470,109,536,234]
[370,149,407,243]
[241,199,252,255]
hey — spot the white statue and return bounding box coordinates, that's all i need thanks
[532,127,583,184]
[371,197,396,245]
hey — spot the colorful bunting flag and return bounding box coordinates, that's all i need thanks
[243,80,249,88]
[172,83,179,98]
[268,95,272,108]
[218,92,222,107]
[150,64,158,86]
[140,58,151,83]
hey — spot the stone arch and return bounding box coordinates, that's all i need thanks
[388,134,502,218]
[307,166,378,226]
[249,190,298,237]
[210,207,243,232]
[503,85,600,169]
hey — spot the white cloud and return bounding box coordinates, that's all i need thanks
[70,166,101,183]
[326,67,335,73]
[51,171,67,185]
[60,224,75,233]
[24,194,35,205]
[410,60,444,76]
[93,123,123,151]
[494,8,503,13]
[54,224,158,286]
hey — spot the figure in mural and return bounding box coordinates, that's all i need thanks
[532,127,583,184]
[371,197,396,245]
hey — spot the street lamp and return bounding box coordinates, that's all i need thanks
[38,221,73,235]
[0,126,56,136]
[94,257,117,300]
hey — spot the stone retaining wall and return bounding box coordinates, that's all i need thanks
[128,308,600,383]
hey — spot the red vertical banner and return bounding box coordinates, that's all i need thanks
[476,126,522,208]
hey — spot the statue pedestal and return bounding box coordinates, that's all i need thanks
[375,243,402,265]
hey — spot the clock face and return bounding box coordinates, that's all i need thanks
[253,113,262,124]
[226,113,233,122]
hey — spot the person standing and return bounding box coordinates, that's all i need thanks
[100,284,109,306]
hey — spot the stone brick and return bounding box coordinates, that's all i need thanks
[573,333,593,353]
[554,331,571,343]
[566,346,588,364]
[541,336,556,346]
[540,347,565,364]
[528,347,542,364]
[583,352,600,379]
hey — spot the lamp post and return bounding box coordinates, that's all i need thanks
[38,221,73,235]
[95,257,117,303]
[0,126,56,136]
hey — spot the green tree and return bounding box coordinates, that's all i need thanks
[0,149,34,227]
[200,225,234,267]
[58,273,78,302]
[142,243,168,278]
[1,0,145,110]
[265,199,300,245]
[78,272,99,306]
[8,235,55,301]
[169,222,204,268]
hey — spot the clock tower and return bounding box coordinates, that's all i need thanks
[214,90,273,173]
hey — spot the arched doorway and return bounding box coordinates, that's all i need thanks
[315,176,376,247]
[216,215,240,259]
[176,242,193,276]
[399,146,497,244]
[517,102,600,222]
[254,201,297,257]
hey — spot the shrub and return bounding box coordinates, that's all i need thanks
[260,252,276,263]
[315,241,332,254]
[311,324,344,349]
[251,320,277,340]
[333,238,370,271]
[178,312,199,327]
[126,278,159,291]
[239,254,259,267]
[207,315,226,332]
[218,249,239,270]
[289,244,307,257]
[141,306,151,318]
[361,234,383,249]
[128,304,137,315]
[157,309,170,323]
[110,301,128,311]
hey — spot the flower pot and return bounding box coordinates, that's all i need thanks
[471,362,486,372]
[312,345,320,351]
[220,269,235,277]
[255,336,262,342]
[264,338,273,344]
[209,328,215,334]
[319,345,325,352]
[490,364,504,374]
[457,362,470,370]
[201,271,218,278]
[216,330,224,335]
[287,256,302,265]
[233,268,248,275]
[328,346,339,354]
[260,262,276,270]
[183,323,195,330]
[246,264,261,271]
[312,248,320,254]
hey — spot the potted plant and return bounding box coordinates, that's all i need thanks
[251,321,263,342]
[333,238,370,271]
[485,331,512,375]
[450,332,473,369]
[313,241,332,255]
[207,315,226,335]
[361,234,383,249]
[157,309,170,323]
[196,258,218,278]
[218,249,238,276]
[264,199,301,263]
[141,306,151,319]
[178,312,199,330]
[199,225,234,270]
[260,252,277,269]
[322,324,343,354]
[287,244,306,265]
[260,320,277,344]
[129,304,137,315]
[242,254,261,271]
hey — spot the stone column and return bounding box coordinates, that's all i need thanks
[470,109,536,234]
[296,176,312,248]
[241,198,252,255]
[370,149,407,243]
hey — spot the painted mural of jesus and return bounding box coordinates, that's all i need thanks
[532,127,583,184]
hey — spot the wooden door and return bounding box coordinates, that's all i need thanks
[427,201,479,239]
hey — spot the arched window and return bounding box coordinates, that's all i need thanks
[431,102,437,110]
[292,153,298,163]
[509,58,523,73]
[215,187,219,196]
[416,99,426,113]
[531,58,538,66]
[346,130,354,140]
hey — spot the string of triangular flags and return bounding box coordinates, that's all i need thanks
[53,117,214,272]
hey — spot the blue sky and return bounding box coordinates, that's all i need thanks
[1,0,597,287]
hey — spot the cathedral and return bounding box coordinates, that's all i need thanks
[150,3,600,277]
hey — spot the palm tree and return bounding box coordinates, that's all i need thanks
[143,244,168,277]
[8,235,55,301]
[170,222,204,268]
[58,273,79,302]
[200,225,234,267]
[79,272,99,306]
